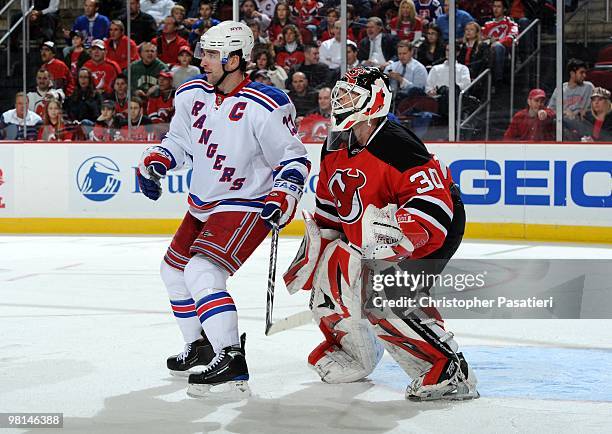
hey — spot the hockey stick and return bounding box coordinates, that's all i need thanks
[265,310,313,336]
[265,224,280,336]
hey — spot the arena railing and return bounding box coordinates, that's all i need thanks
[509,18,541,120]
[0,0,34,78]
[457,68,492,141]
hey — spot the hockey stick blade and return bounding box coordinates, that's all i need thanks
[265,310,313,336]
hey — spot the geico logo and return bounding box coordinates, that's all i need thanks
[449,160,612,208]
[132,167,193,194]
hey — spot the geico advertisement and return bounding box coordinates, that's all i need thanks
[427,144,611,226]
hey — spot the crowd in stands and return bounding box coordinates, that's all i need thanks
[1,0,611,142]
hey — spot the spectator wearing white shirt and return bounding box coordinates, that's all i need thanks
[384,40,427,98]
[320,21,343,70]
[140,0,176,25]
[426,45,471,96]
[0,93,43,140]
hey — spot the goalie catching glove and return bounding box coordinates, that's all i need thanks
[361,204,430,262]
[137,146,175,201]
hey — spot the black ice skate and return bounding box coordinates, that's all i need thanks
[167,332,215,377]
[186,333,251,399]
[407,353,479,401]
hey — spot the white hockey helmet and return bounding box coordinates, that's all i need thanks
[330,67,392,132]
[195,20,255,64]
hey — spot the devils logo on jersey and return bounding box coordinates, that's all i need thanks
[328,168,366,223]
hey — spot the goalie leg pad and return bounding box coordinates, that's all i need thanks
[307,238,383,383]
[368,307,478,400]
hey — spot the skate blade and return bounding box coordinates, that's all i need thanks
[407,389,480,402]
[169,367,207,378]
[186,380,251,400]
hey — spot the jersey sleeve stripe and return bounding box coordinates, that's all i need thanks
[405,198,452,233]
[176,77,212,93]
[245,82,290,106]
[241,87,280,109]
[236,92,274,112]
[408,195,453,219]
[176,84,214,96]
[406,207,448,237]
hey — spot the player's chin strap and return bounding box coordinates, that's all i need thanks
[215,55,242,91]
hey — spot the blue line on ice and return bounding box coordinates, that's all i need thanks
[371,346,612,402]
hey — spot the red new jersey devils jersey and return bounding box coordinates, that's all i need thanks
[314,120,455,258]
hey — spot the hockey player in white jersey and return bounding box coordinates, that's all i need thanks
[136,21,310,398]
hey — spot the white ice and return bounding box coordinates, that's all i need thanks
[1,236,611,434]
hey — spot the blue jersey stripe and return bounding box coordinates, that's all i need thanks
[176,84,214,96]
[237,92,274,111]
[246,82,290,106]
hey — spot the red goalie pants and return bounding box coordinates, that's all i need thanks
[164,211,270,275]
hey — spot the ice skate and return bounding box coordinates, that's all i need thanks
[167,332,215,377]
[407,353,479,401]
[187,333,251,399]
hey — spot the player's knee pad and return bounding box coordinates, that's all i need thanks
[370,308,459,380]
[160,259,190,299]
[183,254,229,299]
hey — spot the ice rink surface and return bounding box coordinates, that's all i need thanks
[1,235,611,434]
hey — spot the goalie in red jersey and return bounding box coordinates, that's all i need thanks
[284,67,479,401]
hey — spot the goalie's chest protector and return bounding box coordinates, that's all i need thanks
[318,120,451,247]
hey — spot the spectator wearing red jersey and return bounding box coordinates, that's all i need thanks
[152,16,189,67]
[482,0,518,84]
[105,20,140,71]
[268,2,294,46]
[504,88,555,141]
[83,40,122,95]
[292,0,321,39]
[64,31,91,87]
[103,74,129,119]
[389,0,423,42]
[119,97,155,141]
[275,25,305,72]
[40,41,73,95]
[146,71,175,125]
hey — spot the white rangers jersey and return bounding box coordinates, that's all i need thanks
[160,74,310,220]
